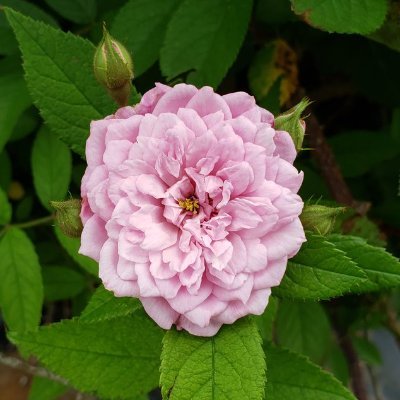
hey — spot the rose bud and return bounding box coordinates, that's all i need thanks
[274,97,310,151]
[50,199,83,238]
[300,204,346,235]
[93,24,134,107]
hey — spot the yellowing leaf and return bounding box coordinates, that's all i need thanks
[249,39,298,106]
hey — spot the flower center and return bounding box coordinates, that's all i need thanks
[178,196,200,214]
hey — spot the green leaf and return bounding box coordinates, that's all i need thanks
[29,376,67,400]
[265,344,356,399]
[54,225,98,276]
[346,216,386,247]
[15,195,33,222]
[391,108,400,143]
[0,0,58,26]
[298,163,330,199]
[258,77,281,115]
[275,300,331,363]
[328,40,400,108]
[42,266,86,302]
[328,234,400,292]
[36,240,64,265]
[325,343,349,386]
[160,317,265,400]
[329,130,399,177]
[273,233,367,300]
[112,0,181,77]
[160,0,253,88]
[291,0,388,34]
[249,44,281,100]
[0,72,31,153]
[10,106,39,142]
[5,8,115,156]
[256,0,296,25]
[9,312,163,399]
[0,228,43,332]
[0,54,23,74]
[368,4,400,53]
[80,285,141,323]
[43,0,97,24]
[0,0,58,55]
[255,296,278,342]
[248,40,298,106]
[0,150,12,191]
[0,187,12,225]
[352,336,382,366]
[32,126,72,210]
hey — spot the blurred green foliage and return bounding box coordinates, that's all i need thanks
[1,1,400,399]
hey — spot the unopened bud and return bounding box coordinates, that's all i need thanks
[50,199,83,238]
[93,24,134,107]
[274,97,310,151]
[300,204,346,236]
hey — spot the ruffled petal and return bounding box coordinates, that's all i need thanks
[141,297,179,329]
[274,130,297,163]
[186,86,232,119]
[152,83,197,115]
[79,215,107,261]
[261,218,306,260]
[99,239,140,297]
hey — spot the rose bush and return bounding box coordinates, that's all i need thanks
[80,83,305,336]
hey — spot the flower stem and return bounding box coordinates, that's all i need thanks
[0,215,55,236]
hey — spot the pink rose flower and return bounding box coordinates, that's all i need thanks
[80,83,305,336]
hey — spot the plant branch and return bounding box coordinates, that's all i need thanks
[305,113,355,206]
[380,297,400,347]
[366,364,384,400]
[0,352,68,385]
[0,352,98,399]
[293,90,353,205]
[296,85,369,398]
[12,215,55,229]
[73,393,97,400]
[329,310,368,400]
[292,89,370,214]
[0,215,55,236]
[340,335,368,400]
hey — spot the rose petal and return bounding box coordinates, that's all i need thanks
[141,297,179,329]
[99,239,140,297]
[152,83,197,115]
[274,130,297,163]
[141,222,178,251]
[186,86,232,119]
[79,215,107,261]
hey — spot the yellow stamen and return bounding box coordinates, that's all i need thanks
[178,197,200,214]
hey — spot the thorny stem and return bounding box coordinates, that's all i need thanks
[0,352,97,399]
[305,112,355,206]
[0,352,68,385]
[292,89,370,214]
[329,309,368,400]
[366,364,384,400]
[74,393,97,400]
[292,91,350,204]
[380,297,400,348]
[0,215,54,236]
[295,90,368,400]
